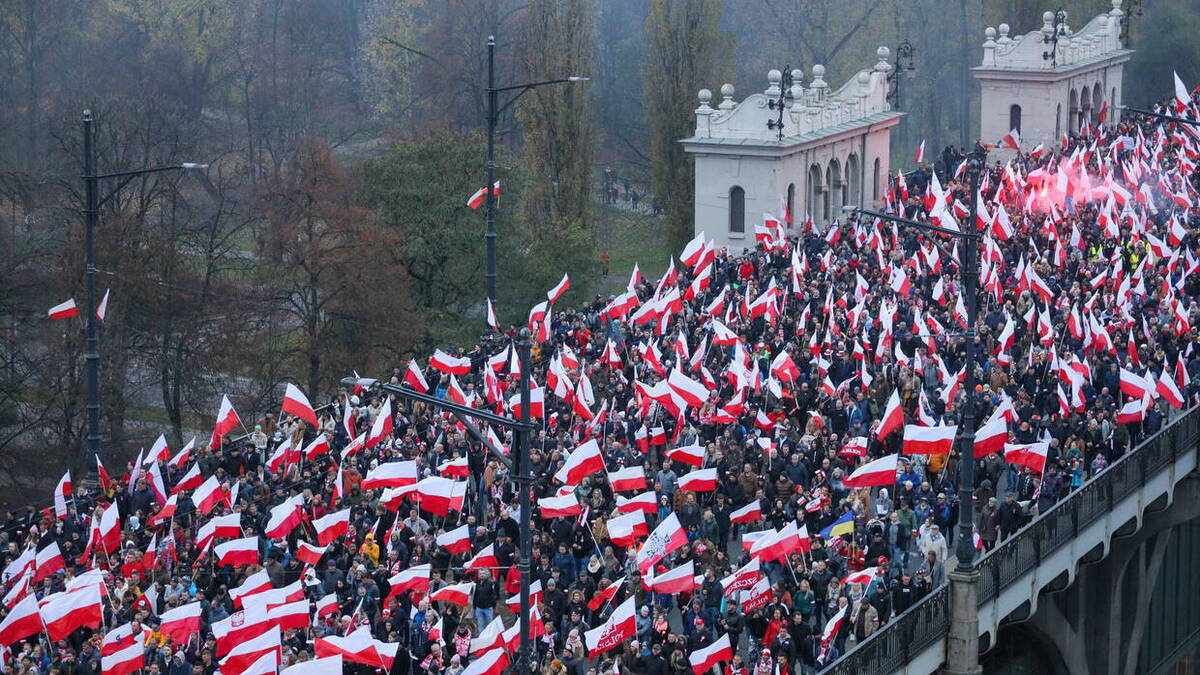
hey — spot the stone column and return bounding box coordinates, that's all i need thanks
[944,568,983,675]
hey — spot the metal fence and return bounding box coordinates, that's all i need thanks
[822,405,1200,674]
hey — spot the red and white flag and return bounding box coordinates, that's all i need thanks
[1000,128,1021,151]
[42,583,103,640]
[212,606,271,656]
[159,601,202,644]
[667,368,709,407]
[436,524,472,554]
[615,491,657,514]
[877,390,905,439]
[101,641,144,675]
[843,453,899,488]
[312,508,350,546]
[677,467,717,492]
[209,395,241,449]
[914,140,926,164]
[430,581,475,606]
[467,181,500,209]
[553,439,606,485]
[538,493,582,518]
[386,564,431,600]
[0,593,40,647]
[606,510,648,547]
[485,298,500,331]
[96,289,110,322]
[264,495,304,539]
[584,596,636,657]
[219,625,281,674]
[648,560,696,594]
[281,656,344,675]
[167,437,194,470]
[430,349,472,375]
[730,500,762,524]
[214,536,259,567]
[902,424,958,455]
[689,633,733,674]
[547,273,571,304]
[1004,441,1049,474]
[720,557,761,597]
[281,383,318,426]
[606,466,646,492]
[53,471,71,520]
[32,543,64,584]
[462,648,510,675]
[267,599,310,631]
[314,626,399,670]
[362,461,418,490]
[665,443,706,467]
[47,299,79,320]
[974,416,1007,457]
[415,476,457,516]
[636,512,687,572]
[191,475,229,514]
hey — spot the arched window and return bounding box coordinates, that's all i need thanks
[873,158,881,201]
[1009,104,1022,134]
[786,183,795,225]
[1093,86,1103,124]
[807,164,822,223]
[846,154,860,206]
[1080,85,1092,128]
[1056,103,1062,138]
[728,186,745,233]
[1069,89,1079,132]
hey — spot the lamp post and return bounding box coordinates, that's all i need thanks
[844,149,987,673]
[1120,105,1200,127]
[484,36,588,303]
[766,65,795,141]
[1042,9,1069,67]
[81,109,208,467]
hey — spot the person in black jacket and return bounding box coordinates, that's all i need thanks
[892,573,918,614]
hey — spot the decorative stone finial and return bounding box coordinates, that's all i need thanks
[1110,0,1124,17]
[698,88,712,107]
[1042,11,1055,34]
[719,83,735,110]
[766,69,782,97]
[998,23,1011,44]
[810,65,827,101]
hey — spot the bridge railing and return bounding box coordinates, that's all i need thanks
[821,404,1200,673]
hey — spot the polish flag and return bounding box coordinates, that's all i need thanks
[750,521,803,562]
[281,656,344,675]
[191,475,229,514]
[665,443,706,467]
[148,434,170,463]
[430,349,472,375]
[47,299,79,320]
[315,594,339,618]
[313,509,350,546]
[740,575,773,612]
[1175,71,1192,111]
[636,512,688,572]
[1004,442,1049,474]
[463,648,510,675]
[615,491,657,514]
[101,641,144,675]
[159,601,202,644]
[584,596,636,657]
[547,273,571,303]
[821,604,849,647]
[415,476,457,516]
[362,461,419,490]
[281,383,318,426]
[667,368,709,407]
[1158,371,1185,408]
[974,416,1008,457]
[439,457,470,478]
[606,466,646,492]
[902,424,958,455]
[649,560,696,594]
[209,394,241,449]
[365,397,393,449]
[403,359,430,393]
[877,390,905,439]
[431,581,475,606]
[0,594,40,646]
[467,181,500,209]
[264,496,304,539]
[538,493,582,518]
[212,605,271,656]
[720,557,761,597]
[171,463,203,496]
[96,289,111,322]
[219,625,281,674]
[147,493,178,526]
[53,471,71,520]
[588,577,627,612]
[1120,368,1152,399]
[228,571,272,608]
[42,583,103,640]
[1000,128,1021,151]
[1117,396,1151,424]
[436,524,472,554]
[314,626,399,670]
[215,536,259,567]
[167,437,194,470]
[730,500,763,524]
[386,564,431,600]
[843,453,899,488]
[267,599,310,630]
[303,433,331,460]
[96,454,115,492]
[689,633,733,674]
[553,439,606,485]
[508,387,545,419]
[485,298,500,331]
[464,544,499,573]
[677,467,717,492]
[242,652,283,675]
[83,502,121,560]
[606,510,648,547]
[914,140,926,164]
[32,543,64,584]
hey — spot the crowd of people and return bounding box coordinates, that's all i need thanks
[2,85,1200,675]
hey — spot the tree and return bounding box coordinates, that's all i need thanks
[643,0,730,254]
[516,0,599,298]
[257,138,417,394]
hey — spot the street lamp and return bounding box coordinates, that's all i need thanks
[484,36,589,303]
[1042,9,1069,67]
[843,148,987,572]
[1119,104,1200,127]
[81,109,209,468]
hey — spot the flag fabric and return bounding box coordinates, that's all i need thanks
[159,601,202,643]
[281,656,344,675]
[42,583,103,640]
[553,439,606,485]
[0,594,41,647]
[1004,442,1049,474]
[467,182,500,209]
[820,512,856,540]
[902,424,958,455]
[209,395,241,449]
[281,383,318,426]
[843,454,899,488]
[48,299,79,320]
[636,512,688,572]
[584,596,636,657]
[689,633,733,674]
